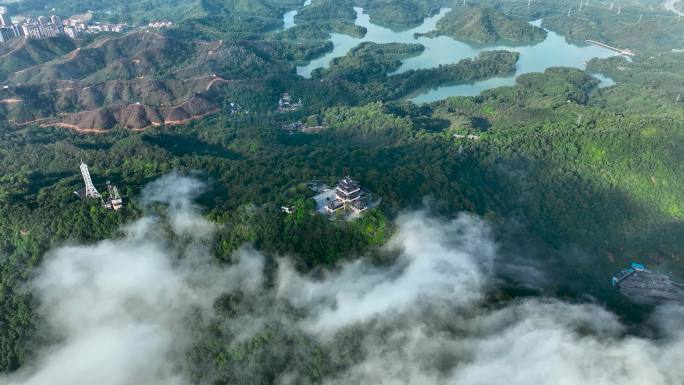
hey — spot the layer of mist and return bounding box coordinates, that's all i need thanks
[1,174,683,385]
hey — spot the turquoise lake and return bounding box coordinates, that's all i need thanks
[288,5,617,102]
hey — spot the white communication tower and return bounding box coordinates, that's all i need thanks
[79,161,101,198]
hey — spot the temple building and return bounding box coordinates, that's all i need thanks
[325,176,368,214]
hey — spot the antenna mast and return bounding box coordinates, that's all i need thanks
[79,161,101,199]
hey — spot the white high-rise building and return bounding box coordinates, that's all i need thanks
[63,26,76,38]
[0,7,11,27]
[0,27,15,42]
[21,24,41,39]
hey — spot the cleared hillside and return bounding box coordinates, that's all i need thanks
[0,37,77,79]
[0,31,293,130]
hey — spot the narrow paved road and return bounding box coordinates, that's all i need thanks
[664,0,684,17]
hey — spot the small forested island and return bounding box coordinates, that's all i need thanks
[314,42,426,82]
[417,5,548,43]
[354,0,442,28]
[295,0,358,23]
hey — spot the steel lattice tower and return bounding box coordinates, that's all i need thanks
[80,161,101,198]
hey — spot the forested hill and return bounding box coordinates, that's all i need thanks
[417,5,548,43]
[1,0,684,382]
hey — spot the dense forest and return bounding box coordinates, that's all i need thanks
[0,0,684,382]
[416,5,548,43]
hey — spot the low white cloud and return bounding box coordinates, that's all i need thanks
[0,174,263,385]
[271,212,684,385]
[277,212,496,333]
[325,299,684,385]
[141,172,214,237]
[3,175,684,385]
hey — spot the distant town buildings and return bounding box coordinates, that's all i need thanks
[148,21,172,29]
[0,6,160,44]
[0,7,10,27]
[0,7,69,42]
[60,13,128,38]
[0,26,15,43]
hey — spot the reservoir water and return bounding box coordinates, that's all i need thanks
[290,7,617,102]
[283,0,312,30]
